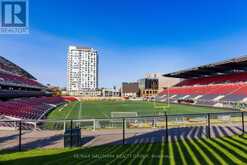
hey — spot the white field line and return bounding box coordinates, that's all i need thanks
[101,112,109,118]
[58,104,67,112]
[65,101,79,119]
[79,101,82,119]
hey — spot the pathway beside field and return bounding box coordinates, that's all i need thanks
[0,123,246,151]
[81,124,245,146]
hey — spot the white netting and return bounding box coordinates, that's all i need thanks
[111,112,138,118]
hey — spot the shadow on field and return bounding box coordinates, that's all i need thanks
[101,125,242,145]
[0,131,32,145]
[0,133,19,143]
[1,125,246,165]
[1,125,243,152]
[0,149,82,165]
[1,135,247,165]
[1,134,64,151]
[81,136,95,145]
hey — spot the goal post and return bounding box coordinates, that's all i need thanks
[153,87,170,110]
[111,112,138,118]
[73,119,96,131]
[153,101,170,110]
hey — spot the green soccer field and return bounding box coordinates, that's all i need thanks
[47,100,232,120]
[1,135,246,165]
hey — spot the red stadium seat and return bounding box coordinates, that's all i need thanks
[0,97,67,120]
[0,72,43,87]
[176,72,247,87]
[161,83,247,96]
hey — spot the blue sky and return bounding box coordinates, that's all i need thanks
[1,0,247,88]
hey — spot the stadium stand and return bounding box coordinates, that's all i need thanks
[0,56,36,79]
[62,96,79,101]
[0,56,47,99]
[175,72,247,86]
[0,72,42,87]
[0,56,71,129]
[157,55,247,108]
[0,97,66,120]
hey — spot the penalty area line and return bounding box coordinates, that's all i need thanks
[79,101,82,119]
[58,103,68,112]
[65,101,79,120]
[101,112,110,118]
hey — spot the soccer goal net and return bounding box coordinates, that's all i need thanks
[73,119,96,131]
[111,112,138,118]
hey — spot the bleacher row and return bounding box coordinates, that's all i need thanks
[160,83,247,96]
[62,96,78,101]
[0,71,43,88]
[176,72,247,87]
[0,90,46,98]
[0,97,67,120]
[157,73,247,107]
[158,83,247,103]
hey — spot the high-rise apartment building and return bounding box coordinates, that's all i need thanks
[67,46,98,96]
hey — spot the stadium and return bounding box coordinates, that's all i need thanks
[0,56,246,164]
[157,55,247,109]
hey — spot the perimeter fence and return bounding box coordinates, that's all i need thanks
[0,111,246,152]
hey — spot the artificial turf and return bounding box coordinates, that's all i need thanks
[47,100,231,120]
[0,135,246,165]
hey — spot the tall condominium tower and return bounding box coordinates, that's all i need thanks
[67,46,98,96]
